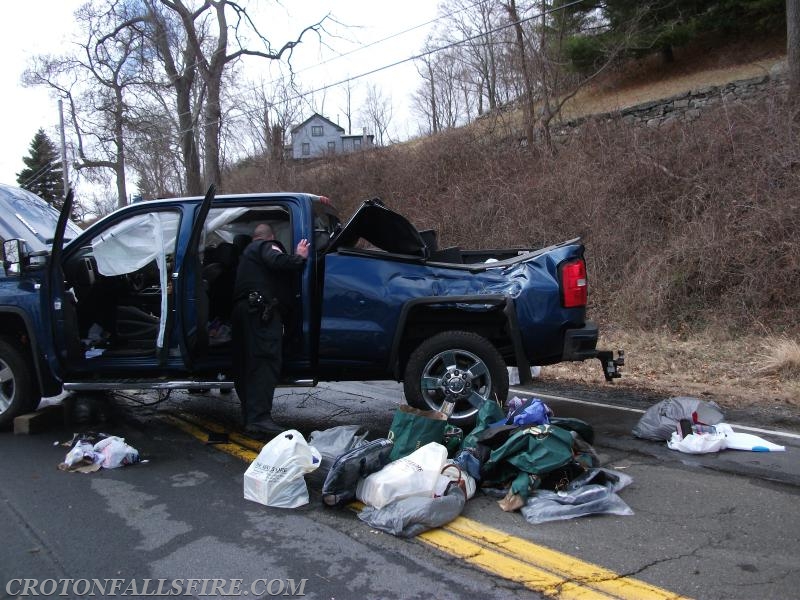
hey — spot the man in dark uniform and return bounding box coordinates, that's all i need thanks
[232,223,309,438]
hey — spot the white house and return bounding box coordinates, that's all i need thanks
[290,113,375,159]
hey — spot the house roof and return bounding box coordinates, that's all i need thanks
[291,113,344,134]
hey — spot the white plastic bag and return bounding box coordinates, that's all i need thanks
[715,423,785,452]
[64,441,98,467]
[667,431,726,454]
[93,436,140,468]
[243,430,322,508]
[356,442,448,509]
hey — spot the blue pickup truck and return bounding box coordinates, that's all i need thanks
[0,183,622,427]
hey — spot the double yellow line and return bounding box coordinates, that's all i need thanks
[161,411,689,600]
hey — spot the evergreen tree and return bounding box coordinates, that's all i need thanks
[564,0,785,72]
[16,129,65,207]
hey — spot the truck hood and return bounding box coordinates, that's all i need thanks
[0,184,83,252]
[328,198,429,258]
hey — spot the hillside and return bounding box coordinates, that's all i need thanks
[544,40,798,414]
[230,38,799,417]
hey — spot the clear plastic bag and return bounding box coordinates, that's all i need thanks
[307,425,368,489]
[521,468,634,524]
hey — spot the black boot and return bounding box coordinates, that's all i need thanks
[245,417,283,440]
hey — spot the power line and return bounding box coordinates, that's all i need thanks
[204,0,501,121]
[289,0,495,79]
[64,1,587,162]
[142,0,587,142]
[20,162,53,187]
[226,0,587,125]
[19,159,60,188]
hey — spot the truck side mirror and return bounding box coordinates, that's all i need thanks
[3,239,22,275]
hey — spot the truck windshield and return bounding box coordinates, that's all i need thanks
[0,184,83,248]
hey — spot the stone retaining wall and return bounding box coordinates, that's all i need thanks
[564,67,788,130]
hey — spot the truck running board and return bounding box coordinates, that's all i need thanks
[63,379,317,392]
[64,380,235,391]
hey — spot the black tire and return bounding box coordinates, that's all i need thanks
[403,330,509,426]
[0,336,36,428]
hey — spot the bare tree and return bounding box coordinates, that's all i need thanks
[413,40,441,134]
[413,1,527,134]
[89,0,205,196]
[127,107,186,198]
[24,2,147,208]
[360,83,393,146]
[446,0,503,115]
[231,79,305,180]
[141,0,205,195]
[158,0,330,189]
[413,41,471,134]
[500,1,631,151]
[339,78,357,135]
[503,0,537,147]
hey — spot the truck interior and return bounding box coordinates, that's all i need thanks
[60,204,295,366]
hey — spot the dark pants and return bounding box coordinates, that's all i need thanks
[231,299,283,427]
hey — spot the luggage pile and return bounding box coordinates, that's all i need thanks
[253,398,636,536]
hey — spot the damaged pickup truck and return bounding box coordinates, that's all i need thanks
[0,184,622,426]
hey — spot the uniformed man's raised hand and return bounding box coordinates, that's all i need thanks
[296,238,310,259]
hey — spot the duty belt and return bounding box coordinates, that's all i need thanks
[244,291,279,323]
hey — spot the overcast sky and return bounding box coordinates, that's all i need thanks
[0,1,440,188]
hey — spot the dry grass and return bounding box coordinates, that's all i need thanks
[757,337,800,379]
[562,58,785,120]
[562,36,787,119]
[544,328,800,412]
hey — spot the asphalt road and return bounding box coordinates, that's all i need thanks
[1,380,798,600]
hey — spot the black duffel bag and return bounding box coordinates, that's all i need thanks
[322,439,394,507]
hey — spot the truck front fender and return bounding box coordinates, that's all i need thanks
[0,307,62,398]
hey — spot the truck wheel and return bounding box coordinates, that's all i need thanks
[404,331,508,426]
[0,336,36,428]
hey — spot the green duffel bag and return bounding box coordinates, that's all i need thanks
[481,424,579,497]
[387,405,448,462]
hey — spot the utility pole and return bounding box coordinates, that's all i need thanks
[58,99,69,196]
[789,0,800,99]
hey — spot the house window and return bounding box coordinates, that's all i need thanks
[311,125,323,137]
[302,143,310,156]
[327,141,336,152]
[352,138,362,149]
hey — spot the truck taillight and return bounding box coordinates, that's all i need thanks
[561,259,587,308]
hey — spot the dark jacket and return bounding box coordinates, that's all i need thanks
[233,240,306,309]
